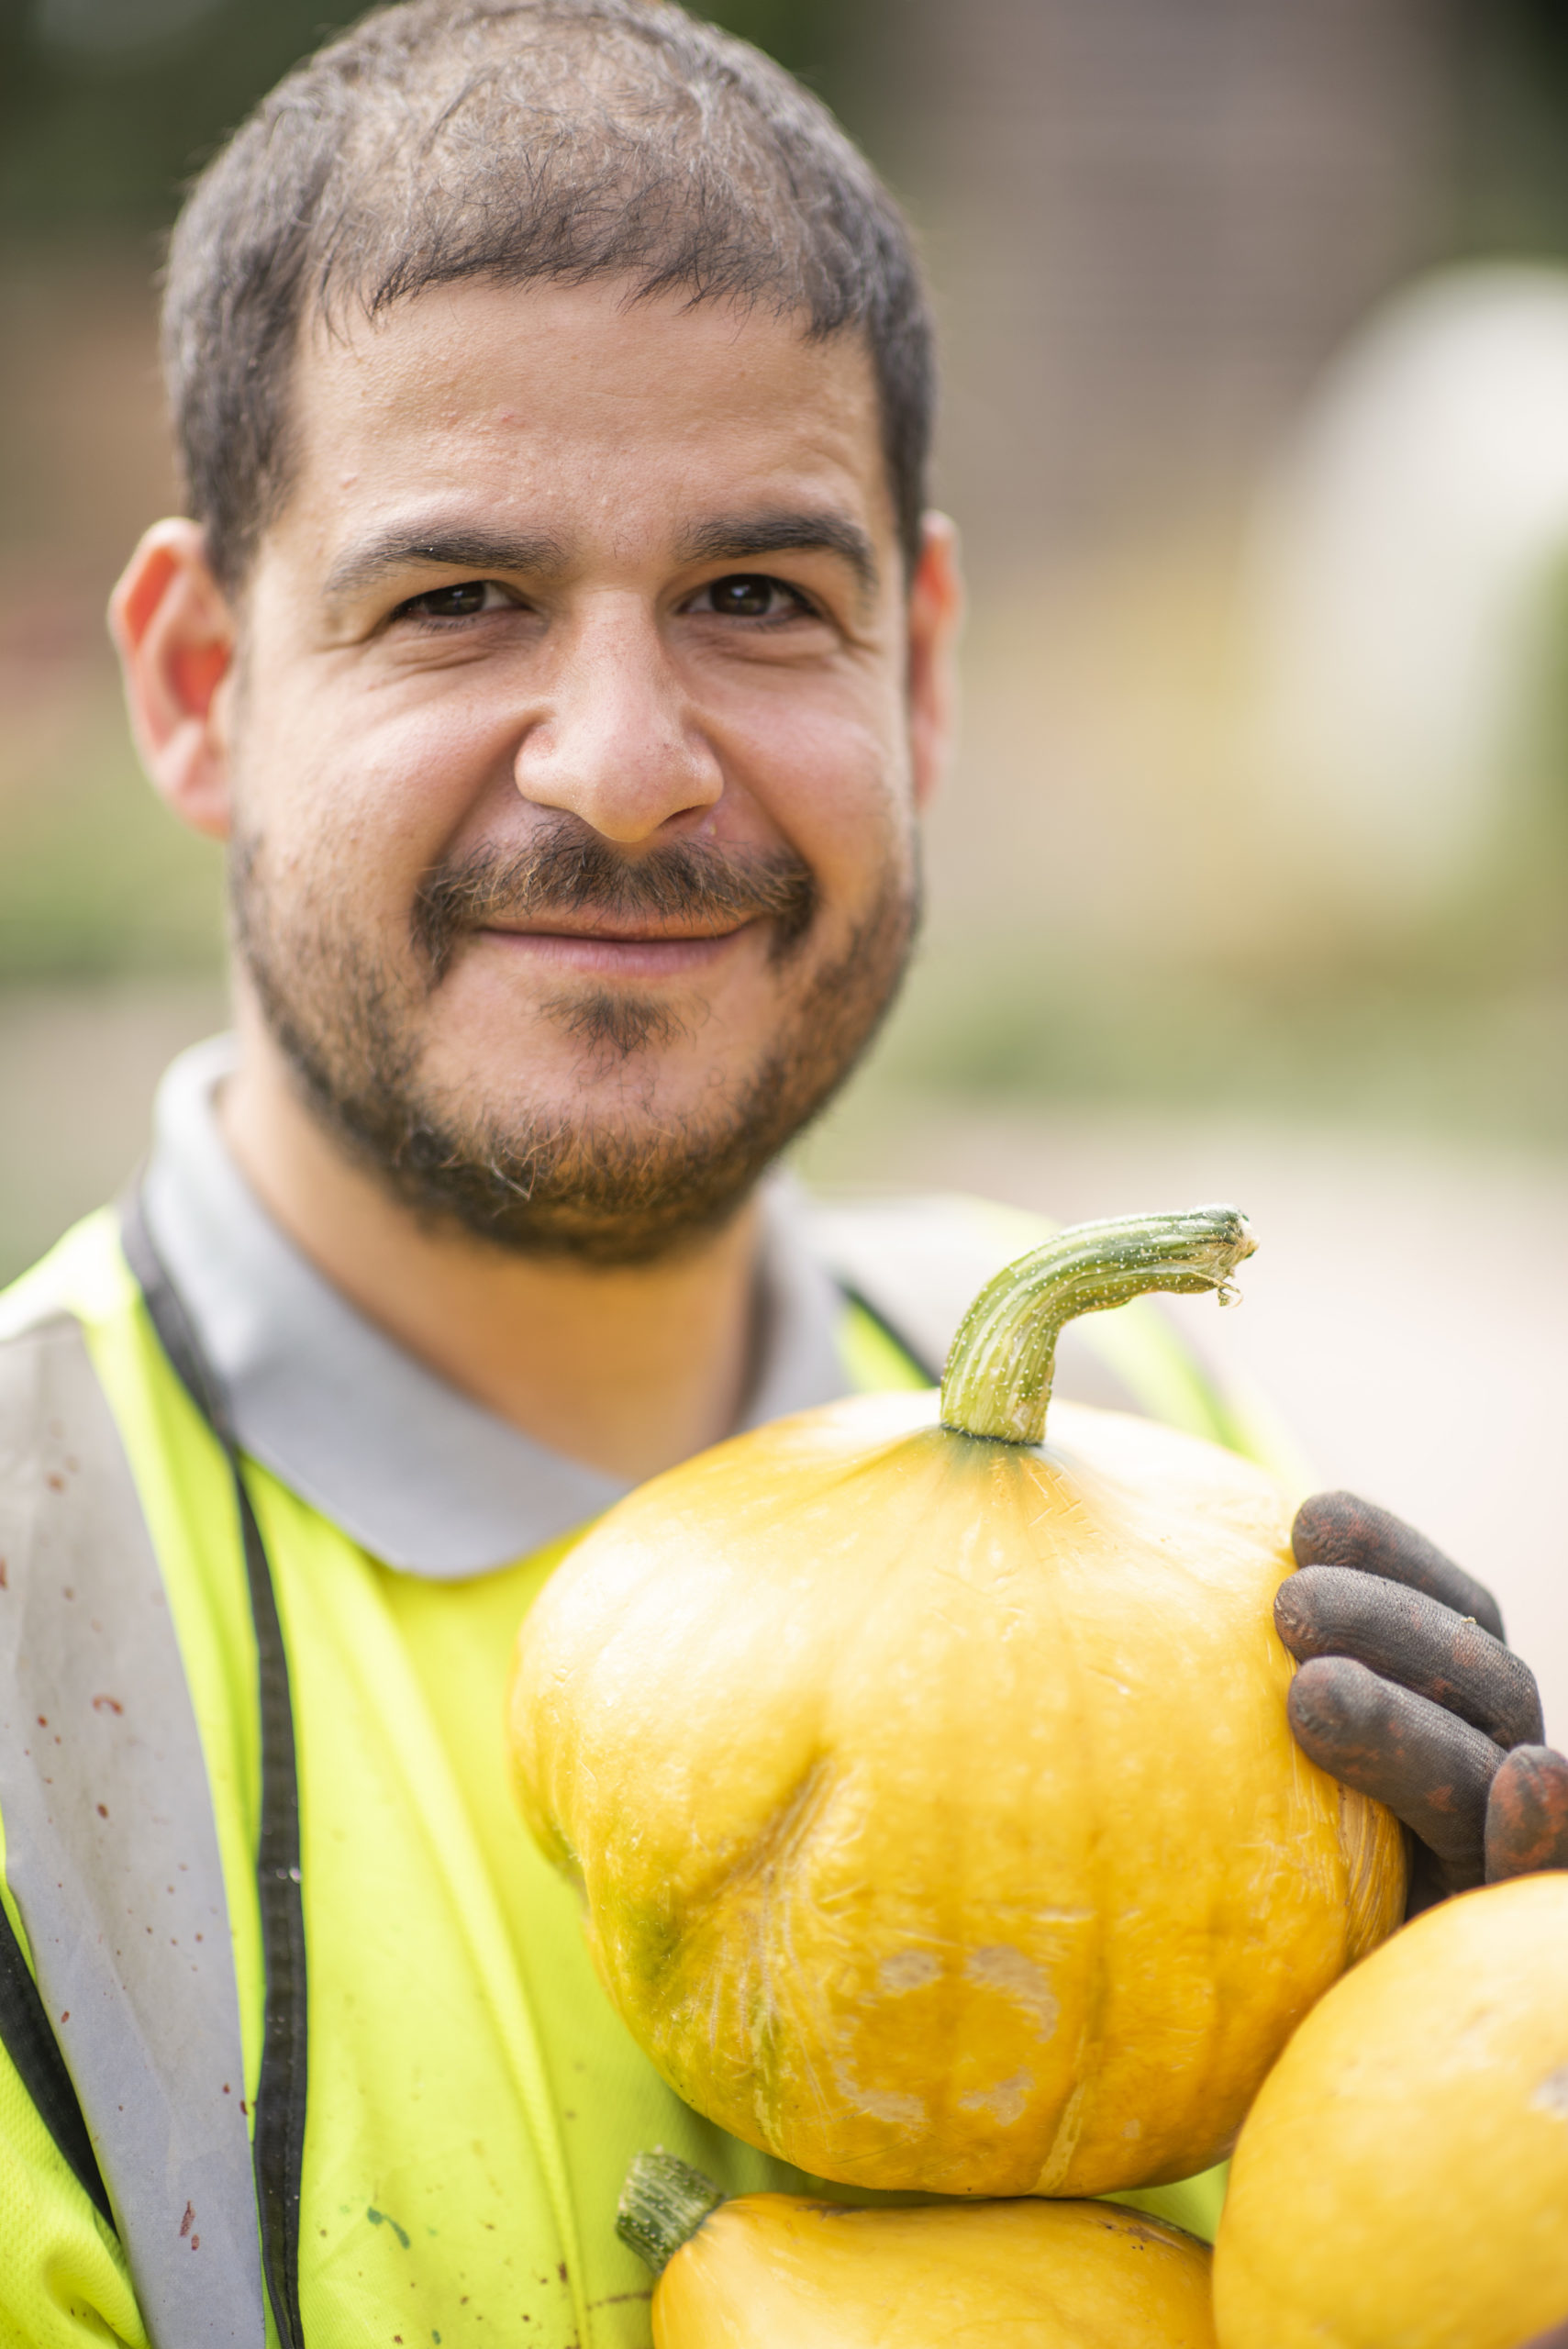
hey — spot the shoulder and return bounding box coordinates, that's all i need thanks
[0,1209,138,1348]
[803,1190,1055,1383]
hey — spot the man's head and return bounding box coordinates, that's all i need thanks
[114,0,962,1264]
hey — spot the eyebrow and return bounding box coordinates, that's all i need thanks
[677,510,880,600]
[320,507,881,607]
[322,526,572,605]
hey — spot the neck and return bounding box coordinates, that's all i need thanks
[218,1013,764,1486]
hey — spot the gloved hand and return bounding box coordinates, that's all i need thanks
[1274,1492,1568,1913]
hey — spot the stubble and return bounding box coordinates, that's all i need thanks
[230,810,918,1264]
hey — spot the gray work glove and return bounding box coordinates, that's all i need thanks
[1274,1493,1568,1914]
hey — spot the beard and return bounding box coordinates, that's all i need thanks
[229,811,919,1266]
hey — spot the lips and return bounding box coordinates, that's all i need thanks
[475,923,753,978]
[483,915,751,945]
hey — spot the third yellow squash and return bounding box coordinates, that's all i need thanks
[617,2148,1217,2346]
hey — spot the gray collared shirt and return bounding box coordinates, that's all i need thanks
[141,1037,857,1578]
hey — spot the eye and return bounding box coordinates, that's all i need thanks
[393,579,517,623]
[688,573,817,622]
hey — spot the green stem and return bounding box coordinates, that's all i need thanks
[615,2150,727,2276]
[939,1204,1256,1447]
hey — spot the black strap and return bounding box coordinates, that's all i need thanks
[0,1892,114,2226]
[835,1279,943,1386]
[121,1194,308,2349]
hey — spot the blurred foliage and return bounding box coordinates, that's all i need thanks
[861,937,1568,1146]
[1456,0,1568,255]
[0,699,224,979]
[0,0,872,232]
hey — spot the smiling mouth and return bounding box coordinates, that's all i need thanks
[477,920,755,977]
[416,821,818,979]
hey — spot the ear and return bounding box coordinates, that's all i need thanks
[108,519,238,842]
[906,511,964,814]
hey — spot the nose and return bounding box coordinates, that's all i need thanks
[515,595,723,842]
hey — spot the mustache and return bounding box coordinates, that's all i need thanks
[414,820,818,976]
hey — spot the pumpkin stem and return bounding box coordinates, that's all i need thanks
[616,2149,727,2276]
[939,1204,1256,1446]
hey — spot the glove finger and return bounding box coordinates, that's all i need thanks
[1274,1567,1543,1749]
[1287,1655,1499,1887]
[1485,1744,1568,1882]
[1292,1492,1505,1642]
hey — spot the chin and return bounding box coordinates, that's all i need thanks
[430,1017,747,1120]
[239,843,918,1264]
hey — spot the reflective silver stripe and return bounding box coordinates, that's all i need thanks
[0,1311,265,2347]
[805,1194,1145,1412]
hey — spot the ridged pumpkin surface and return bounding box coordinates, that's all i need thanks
[652,2193,1217,2347]
[510,1388,1405,2197]
[1214,1872,1568,2349]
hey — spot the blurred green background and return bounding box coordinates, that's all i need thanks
[5,0,1568,1726]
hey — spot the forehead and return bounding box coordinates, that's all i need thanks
[281,276,891,558]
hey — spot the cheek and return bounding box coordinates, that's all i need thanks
[237,666,505,890]
[725,687,913,899]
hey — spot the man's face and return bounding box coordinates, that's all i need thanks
[163,279,955,1259]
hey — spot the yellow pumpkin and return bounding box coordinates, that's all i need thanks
[617,2148,1218,2347]
[1214,1872,1568,2349]
[510,1208,1405,2198]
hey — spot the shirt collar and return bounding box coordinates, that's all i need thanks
[141,1036,854,1578]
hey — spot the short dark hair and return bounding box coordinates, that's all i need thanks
[161,0,936,593]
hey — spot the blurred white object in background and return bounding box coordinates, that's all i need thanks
[1250,264,1568,913]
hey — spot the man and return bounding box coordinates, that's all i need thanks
[0,4,1562,2343]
